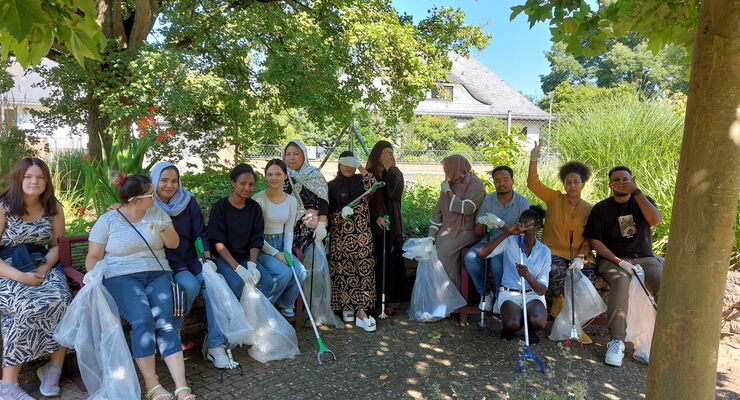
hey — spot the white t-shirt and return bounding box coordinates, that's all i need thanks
[89,207,172,278]
[252,190,297,255]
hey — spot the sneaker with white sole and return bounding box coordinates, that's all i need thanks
[37,362,63,397]
[207,345,230,369]
[479,292,494,311]
[356,316,377,332]
[0,383,35,400]
[605,339,625,367]
[281,308,295,318]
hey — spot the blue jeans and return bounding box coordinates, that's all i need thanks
[463,240,504,298]
[257,234,306,309]
[174,262,246,348]
[103,271,181,359]
[213,257,273,299]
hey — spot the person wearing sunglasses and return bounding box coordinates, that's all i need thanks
[86,175,196,400]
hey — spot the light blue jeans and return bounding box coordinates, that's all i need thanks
[463,239,504,298]
[257,233,306,309]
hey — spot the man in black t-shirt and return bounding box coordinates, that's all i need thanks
[583,166,663,367]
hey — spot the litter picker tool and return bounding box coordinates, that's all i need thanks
[478,227,492,330]
[379,215,390,319]
[343,181,386,220]
[516,235,545,373]
[195,238,243,378]
[565,229,581,347]
[284,251,336,365]
[628,261,658,311]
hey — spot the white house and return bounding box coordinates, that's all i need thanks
[415,53,550,141]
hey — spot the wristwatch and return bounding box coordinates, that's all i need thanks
[632,188,643,196]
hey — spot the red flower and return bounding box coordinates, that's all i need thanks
[139,115,147,124]
[167,129,175,136]
[118,172,127,188]
[156,133,167,142]
[147,113,155,121]
[139,130,148,137]
[82,154,90,162]
[75,207,86,216]
[149,105,156,112]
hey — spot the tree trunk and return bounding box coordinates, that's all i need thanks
[646,1,739,399]
[86,91,112,160]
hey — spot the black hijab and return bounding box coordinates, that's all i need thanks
[328,151,366,214]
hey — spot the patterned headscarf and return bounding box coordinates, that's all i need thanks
[284,140,329,216]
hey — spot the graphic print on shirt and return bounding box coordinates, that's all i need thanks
[618,214,636,238]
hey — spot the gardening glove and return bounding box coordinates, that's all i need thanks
[145,215,170,233]
[618,260,634,275]
[440,180,451,194]
[568,257,584,271]
[202,259,217,273]
[235,262,260,286]
[477,213,505,230]
[315,221,328,244]
[632,263,645,282]
[338,155,361,168]
[341,206,354,219]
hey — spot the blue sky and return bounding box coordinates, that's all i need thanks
[391,0,554,101]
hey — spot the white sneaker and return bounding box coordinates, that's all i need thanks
[207,346,230,369]
[479,292,494,311]
[605,339,625,367]
[356,316,377,332]
[0,383,35,400]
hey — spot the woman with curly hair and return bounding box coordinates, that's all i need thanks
[527,141,596,342]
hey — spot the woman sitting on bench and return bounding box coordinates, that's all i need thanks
[86,175,195,400]
[477,206,551,344]
[0,158,71,399]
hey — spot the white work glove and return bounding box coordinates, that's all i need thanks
[338,155,361,168]
[315,221,328,243]
[235,261,260,286]
[476,213,505,230]
[440,180,451,194]
[145,217,169,233]
[632,263,645,281]
[568,257,584,271]
[341,206,354,219]
[618,260,634,275]
[202,259,217,272]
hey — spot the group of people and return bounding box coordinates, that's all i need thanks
[0,137,663,399]
[0,140,406,399]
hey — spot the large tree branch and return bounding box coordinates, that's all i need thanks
[97,0,127,45]
[128,0,156,48]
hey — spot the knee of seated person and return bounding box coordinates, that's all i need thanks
[464,248,480,263]
[502,318,522,332]
[527,315,547,330]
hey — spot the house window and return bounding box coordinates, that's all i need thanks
[431,84,454,101]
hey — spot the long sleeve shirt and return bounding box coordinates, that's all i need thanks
[165,197,210,275]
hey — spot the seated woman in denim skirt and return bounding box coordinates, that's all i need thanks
[477,206,551,344]
[86,174,196,400]
[252,159,306,318]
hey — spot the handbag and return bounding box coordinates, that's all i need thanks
[116,209,184,316]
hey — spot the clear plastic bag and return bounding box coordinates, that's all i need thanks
[238,284,301,363]
[625,275,656,363]
[403,238,466,322]
[201,260,252,345]
[301,242,343,328]
[549,269,607,341]
[54,262,140,400]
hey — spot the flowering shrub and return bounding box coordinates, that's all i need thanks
[81,106,175,215]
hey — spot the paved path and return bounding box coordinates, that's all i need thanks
[30,312,740,399]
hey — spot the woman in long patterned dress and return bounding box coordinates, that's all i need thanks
[0,158,71,399]
[327,151,378,332]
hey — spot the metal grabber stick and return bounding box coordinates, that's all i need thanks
[478,227,492,330]
[284,251,336,365]
[343,182,386,220]
[566,229,581,347]
[516,235,545,373]
[379,215,390,319]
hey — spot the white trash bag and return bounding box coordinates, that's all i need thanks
[549,269,607,341]
[625,275,656,363]
[301,242,343,328]
[403,238,466,322]
[238,284,301,363]
[54,261,140,400]
[201,259,252,344]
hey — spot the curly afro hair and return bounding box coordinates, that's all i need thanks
[559,161,592,183]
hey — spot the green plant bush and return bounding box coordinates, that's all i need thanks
[0,125,38,188]
[401,180,439,238]
[181,167,267,222]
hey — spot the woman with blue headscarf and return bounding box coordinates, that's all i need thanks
[150,162,242,369]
